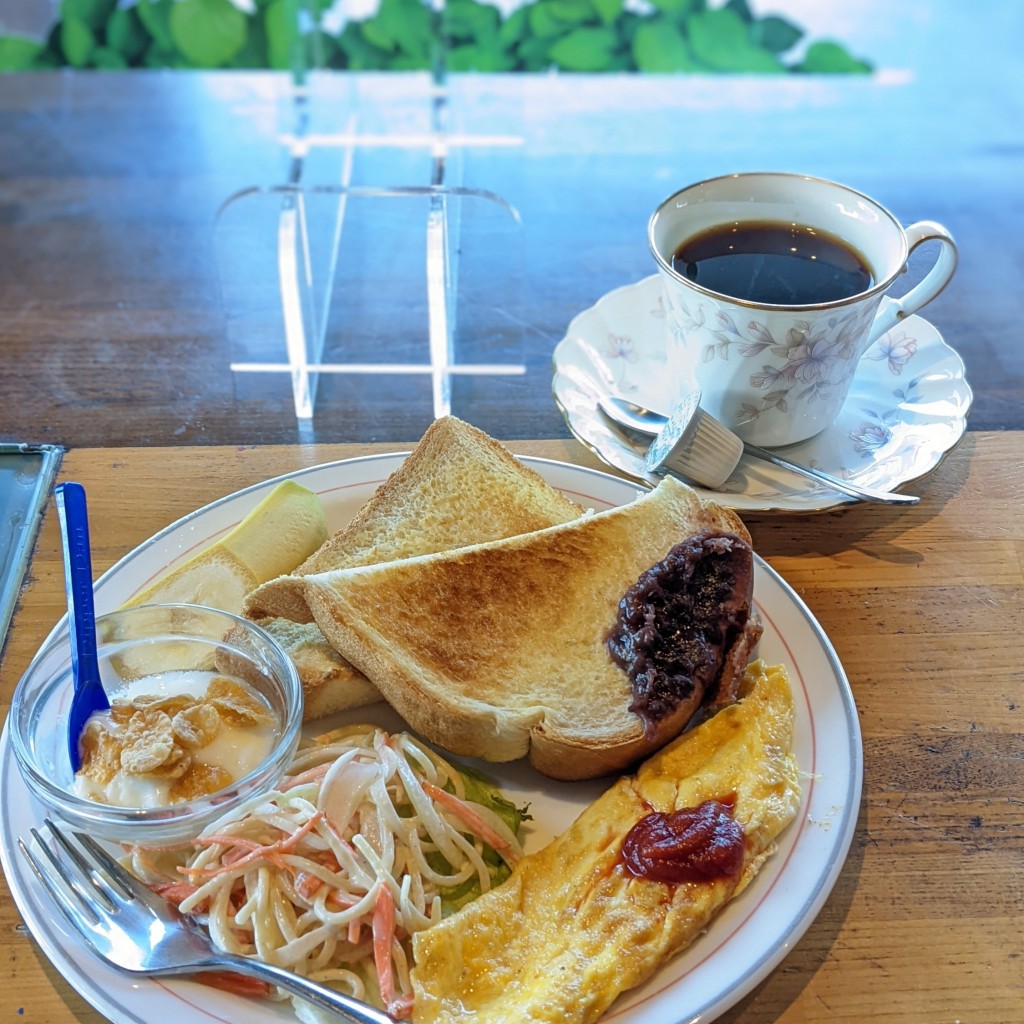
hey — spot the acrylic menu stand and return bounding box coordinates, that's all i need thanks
[217,37,526,427]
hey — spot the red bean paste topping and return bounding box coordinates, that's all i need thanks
[620,797,744,884]
[606,530,754,738]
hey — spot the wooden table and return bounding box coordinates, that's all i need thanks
[1,435,1020,1023]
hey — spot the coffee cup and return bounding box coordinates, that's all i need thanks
[648,172,957,447]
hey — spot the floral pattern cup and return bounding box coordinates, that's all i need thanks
[649,173,957,447]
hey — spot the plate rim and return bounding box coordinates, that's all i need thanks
[0,453,863,1024]
[552,273,973,515]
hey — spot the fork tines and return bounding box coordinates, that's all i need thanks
[19,818,137,933]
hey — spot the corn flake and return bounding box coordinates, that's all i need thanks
[79,719,122,786]
[124,693,195,717]
[120,708,177,774]
[140,748,192,779]
[207,676,275,727]
[169,762,233,802]
[173,703,222,750]
[107,702,136,726]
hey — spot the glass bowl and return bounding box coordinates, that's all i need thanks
[10,603,303,847]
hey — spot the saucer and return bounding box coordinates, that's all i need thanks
[551,276,973,514]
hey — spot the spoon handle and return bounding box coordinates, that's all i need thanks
[55,483,102,691]
[598,396,920,506]
[741,443,920,506]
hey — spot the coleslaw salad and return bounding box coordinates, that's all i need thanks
[129,725,528,1021]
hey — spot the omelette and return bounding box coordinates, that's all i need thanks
[410,661,801,1024]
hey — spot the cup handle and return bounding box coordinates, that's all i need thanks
[867,221,958,343]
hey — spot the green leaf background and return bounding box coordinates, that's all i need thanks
[0,0,874,74]
[170,0,247,67]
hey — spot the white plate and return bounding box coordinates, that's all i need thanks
[0,455,862,1024]
[552,275,973,513]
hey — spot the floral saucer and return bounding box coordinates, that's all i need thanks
[551,276,972,514]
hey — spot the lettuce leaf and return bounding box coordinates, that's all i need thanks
[436,764,531,913]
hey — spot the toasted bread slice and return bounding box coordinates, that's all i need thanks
[243,416,584,624]
[244,417,584,720]
[253,617,383,718]
[297,476,761,780]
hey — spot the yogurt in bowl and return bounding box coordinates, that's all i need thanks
[11,604,303,847]
[73,669,279,808]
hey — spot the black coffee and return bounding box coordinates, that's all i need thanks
[671,221,872,305]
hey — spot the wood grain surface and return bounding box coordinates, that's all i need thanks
[1,434,1021,1023]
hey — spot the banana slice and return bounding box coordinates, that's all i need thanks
[121,480,328,615]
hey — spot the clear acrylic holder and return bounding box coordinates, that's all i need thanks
[216,182,526,422]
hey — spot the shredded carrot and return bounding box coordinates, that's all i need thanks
[229,886,250,916]
[279,762,333,791]
[151,881,205,911]
[182,813,324,879]
[197,834,267,852]
[388,992,415,1020]
[422,782,519,865]
[198,970,272,998]
[223,846,259,868]
[372,885,396,1009]
[293,871,323,901]
[327,889,359,911]
[286,852,358,911]
[313,851,342,871]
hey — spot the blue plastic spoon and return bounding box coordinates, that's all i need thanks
[55,482,110,772]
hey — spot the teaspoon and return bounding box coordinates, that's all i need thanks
[598,395,920,506]
[55,482,110,771]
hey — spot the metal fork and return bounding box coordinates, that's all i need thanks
[19,818,395,1024]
